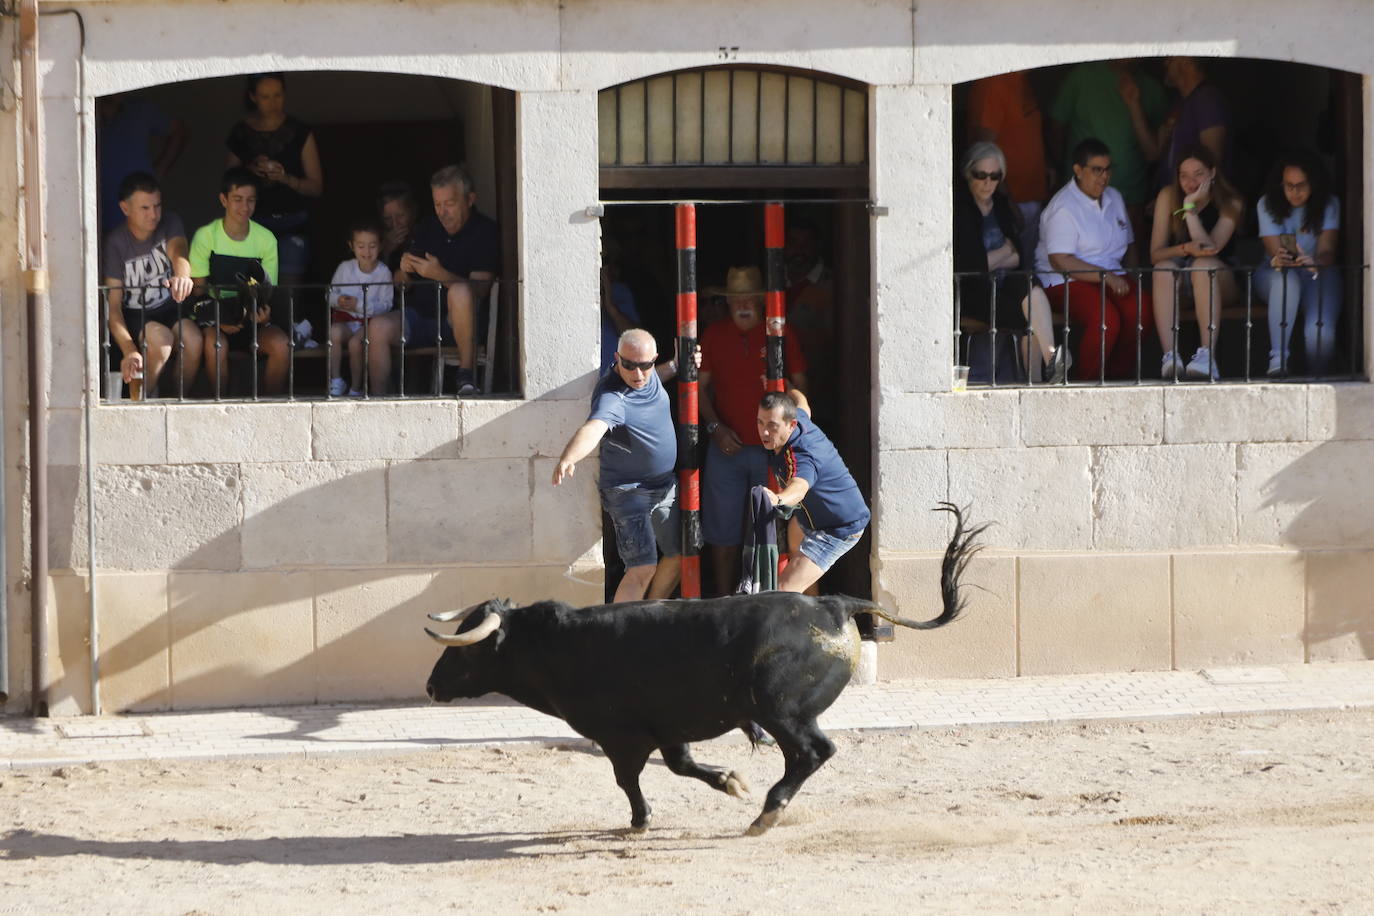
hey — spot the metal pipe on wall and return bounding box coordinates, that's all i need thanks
[20,0,50,717]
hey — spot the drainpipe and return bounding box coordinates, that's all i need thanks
[20,0,50,717]
[0,286,7,706]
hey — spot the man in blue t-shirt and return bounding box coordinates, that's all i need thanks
[553,328,683,603]
[757,389,870,593]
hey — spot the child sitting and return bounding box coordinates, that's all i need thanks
[327,220,394,396]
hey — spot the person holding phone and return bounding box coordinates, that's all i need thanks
[1148,145,1243,380]
[1255,150,1342,377]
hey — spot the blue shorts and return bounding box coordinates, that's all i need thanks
[403,309,456,349]
[703,442,770,546]
[600,478,681,570]
[795,514,864,573]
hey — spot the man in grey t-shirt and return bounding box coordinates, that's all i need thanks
[101,171,201,396]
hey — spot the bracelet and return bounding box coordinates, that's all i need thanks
[668,359,677,374]
[1172,202,1197,217]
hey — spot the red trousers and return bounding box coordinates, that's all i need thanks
[1047,278,1154,381]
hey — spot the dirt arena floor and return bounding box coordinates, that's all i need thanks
[3,708,1373,914]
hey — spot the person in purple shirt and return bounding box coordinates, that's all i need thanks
[757,389,870,594]
[1149,57,1231,190]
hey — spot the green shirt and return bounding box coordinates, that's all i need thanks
[1051,63,1167,207]
[188,218,279,293]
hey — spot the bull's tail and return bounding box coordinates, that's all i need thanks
[853,502,988,631]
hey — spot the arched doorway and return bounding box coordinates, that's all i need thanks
[597,66,877,610]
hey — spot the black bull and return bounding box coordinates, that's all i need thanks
[425,504,986,835]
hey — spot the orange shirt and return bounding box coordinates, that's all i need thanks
[967,72,1048,205]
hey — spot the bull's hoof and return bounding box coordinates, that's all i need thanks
[724,772,751,799]
[744,808,781,836]
[629,813,651,833]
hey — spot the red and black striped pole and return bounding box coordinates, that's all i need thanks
[675,203,702,599]
[763,202,786,393]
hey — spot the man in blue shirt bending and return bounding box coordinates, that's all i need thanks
[553,329,683,603]
[757,389,871,593]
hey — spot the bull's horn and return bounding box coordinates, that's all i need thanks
[425,613,503,647]
[428,600,489,623]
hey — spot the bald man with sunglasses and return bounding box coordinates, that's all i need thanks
[553,328,689,603]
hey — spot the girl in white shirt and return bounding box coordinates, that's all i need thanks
[327,222,394,396]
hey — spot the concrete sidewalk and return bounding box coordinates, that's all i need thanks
[4,661,1374,769]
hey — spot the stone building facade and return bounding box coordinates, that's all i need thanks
[2,0,1371,714]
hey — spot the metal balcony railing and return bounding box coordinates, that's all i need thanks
[953,264,1368,386]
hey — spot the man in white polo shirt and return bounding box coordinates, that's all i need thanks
[1035,137,1155,381]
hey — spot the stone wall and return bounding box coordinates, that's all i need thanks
[4,0,1373,712]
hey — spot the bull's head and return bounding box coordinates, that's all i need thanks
[425,597,514,703]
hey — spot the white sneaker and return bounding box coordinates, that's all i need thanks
[328,377,348,397]
[1267,352,1287,379]
[293,319,314,346]
[1185,347,1219,381]
[1160,350,1186,380]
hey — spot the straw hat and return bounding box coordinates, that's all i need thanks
[705,265,766,298]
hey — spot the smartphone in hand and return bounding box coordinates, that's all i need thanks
[1279,233,1299,257]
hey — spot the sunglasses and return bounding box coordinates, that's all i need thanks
[969,170,1003,182]
[618,354,656,372]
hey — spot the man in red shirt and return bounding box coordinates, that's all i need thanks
[699,266,808,596]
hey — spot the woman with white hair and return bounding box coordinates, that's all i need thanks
[953,141,1069,383]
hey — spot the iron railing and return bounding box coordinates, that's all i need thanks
[953,264,1369,386]
[96,280,496,402]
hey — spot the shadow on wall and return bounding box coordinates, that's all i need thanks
[42,390,606,716]
[1257,388,1374,660]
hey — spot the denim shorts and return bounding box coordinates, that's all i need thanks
[703,442,770,546]
[600,478,681,570]
[795,514,864,573]
[403,309,455,349]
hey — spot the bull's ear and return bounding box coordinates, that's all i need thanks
[497,597,515,612]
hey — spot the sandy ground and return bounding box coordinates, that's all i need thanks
[3,709,1373,914]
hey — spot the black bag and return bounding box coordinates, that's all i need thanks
[964,331,1026,385]
[191,271,272,328]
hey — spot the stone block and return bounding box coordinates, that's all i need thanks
[95,573,173,712]
[873,449,949,552]
[45,573,92,716]
[874,554,1015,679]
[463,399,589,459]
[388,458,531,564]
[948,446,1092,550]
[1173,552,1305,668]
[879,391,1019,450]
[240,461,388,568]
[1094,444,1236,549]
[1164,384,1306,444]
[1238,441,1374,548]
[314,570,440,703]
[1021,387,1163,447]
[167,404,312,464]
[168,571,317,709]
[1305,550,1374,662]
[94,404,169,465]
[1307,383,1374,441]
[311,401,460,461]
[1019,554,1171,675]
[530,457,602,563]
[448,565,604,609]
[92,464,243,571]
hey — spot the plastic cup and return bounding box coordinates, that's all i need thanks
[952,365,969,392]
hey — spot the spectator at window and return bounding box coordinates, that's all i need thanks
[363,164,499,396]
[697,266,808,596]
[783,219,837,414]
[377,181,419,274]
[226,73,324,289]
[1052,60,1167,242]
[98,95,188,234]
[967,71,1052,256]
[1149,144,1243,381]
[1035,138,1155,381]
[189,167,291,396]
[955,142,1068,383]
[1148,57,1232,192]
[1256,150,1342,378]
[101,171,201,396]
